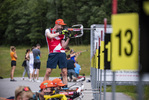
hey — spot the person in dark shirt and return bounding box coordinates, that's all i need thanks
[32,44,41,82]
[66,55,77,82]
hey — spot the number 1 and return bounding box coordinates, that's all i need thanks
[116,30,122,56]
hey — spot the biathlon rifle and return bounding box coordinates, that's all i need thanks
[64,24,105,38]
[64,24,83,38]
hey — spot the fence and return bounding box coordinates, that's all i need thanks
[90,22,149,100]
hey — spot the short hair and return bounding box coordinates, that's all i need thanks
[67,55,70,59]
[70,49,74,53]
[65,46,70,50]
[31,46,35,51]
[36,44,40,47]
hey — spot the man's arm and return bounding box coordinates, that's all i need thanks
[39,50,41,58]
[61,38,70,49]
[45,29,60,39]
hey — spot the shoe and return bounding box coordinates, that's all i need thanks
[21,77,24,80]
[36,79,41,82]
[32,79,35,82]
[29,79,32,81]
[67,77,71,82]
[10,79,17,82]
[72,76,77,82]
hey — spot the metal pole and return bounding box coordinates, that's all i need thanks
[99,69,102,100]
[95,67,97,100]
[137,73,144,100]
[103,18,107,100]
[103,69,106,100]
[112,71,116,100]
[112,0,117,99]
[96,67,98,100]
[112,0,117,14]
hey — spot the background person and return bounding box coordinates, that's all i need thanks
[29,46,35,81]
[22,49,30,80]
[10,46,17,81]
[43,19,71,86]
[74,61,81,77]
[70,49,81,62]
[52,78,66,92]
[65,46,70,53]
[33,80,56,100]
[32,44,41,82]
[66,55,77,82]
[15,86,34,100]
[52,78,80,99]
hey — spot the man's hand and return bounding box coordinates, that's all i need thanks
[59,30,69,35]
[67,30,72,38]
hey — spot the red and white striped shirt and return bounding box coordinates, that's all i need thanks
[45,28,65,53]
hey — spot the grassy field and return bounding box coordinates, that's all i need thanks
[0,45,90,78]
[106,85,149,100]
[0,45,148,100]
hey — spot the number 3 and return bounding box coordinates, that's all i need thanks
[125,30,133,56]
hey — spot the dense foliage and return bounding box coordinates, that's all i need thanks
[0,0,139,46]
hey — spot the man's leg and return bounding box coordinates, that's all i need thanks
[32,69,36,80]
[67,70,71,82]
[71,70,77,81]
[61,68,67,85]
[43,68,52,81]
[72,70,77,78]
[36,69,39,80]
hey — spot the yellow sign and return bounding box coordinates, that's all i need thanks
[111,13,139,71]
[143,1,149,15]
[95,49,99,69]
[105,41,111,62]
[100,41,104,70]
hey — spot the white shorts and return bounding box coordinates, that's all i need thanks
[29,63,37,74]
[29,63,34,74]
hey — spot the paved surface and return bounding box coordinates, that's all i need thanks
[0,77,132,100]
[0,77,93,100]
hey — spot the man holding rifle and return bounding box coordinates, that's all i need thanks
[44,19,71,87]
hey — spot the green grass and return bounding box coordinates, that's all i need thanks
[106,85,149,100]
[0,45,90,78]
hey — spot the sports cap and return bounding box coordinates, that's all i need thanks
[40,80,56,89]
[52,78,66,87]
[55,19,66,25]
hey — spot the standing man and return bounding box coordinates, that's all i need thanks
[44,19,71,86]
[33,44,41,82]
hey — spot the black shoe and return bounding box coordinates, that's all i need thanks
[10,79,17,82]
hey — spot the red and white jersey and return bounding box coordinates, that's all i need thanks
[45,28,65,53]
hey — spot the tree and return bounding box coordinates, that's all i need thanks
[0,0,139,46]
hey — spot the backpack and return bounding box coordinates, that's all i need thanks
[22,60,26,67]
